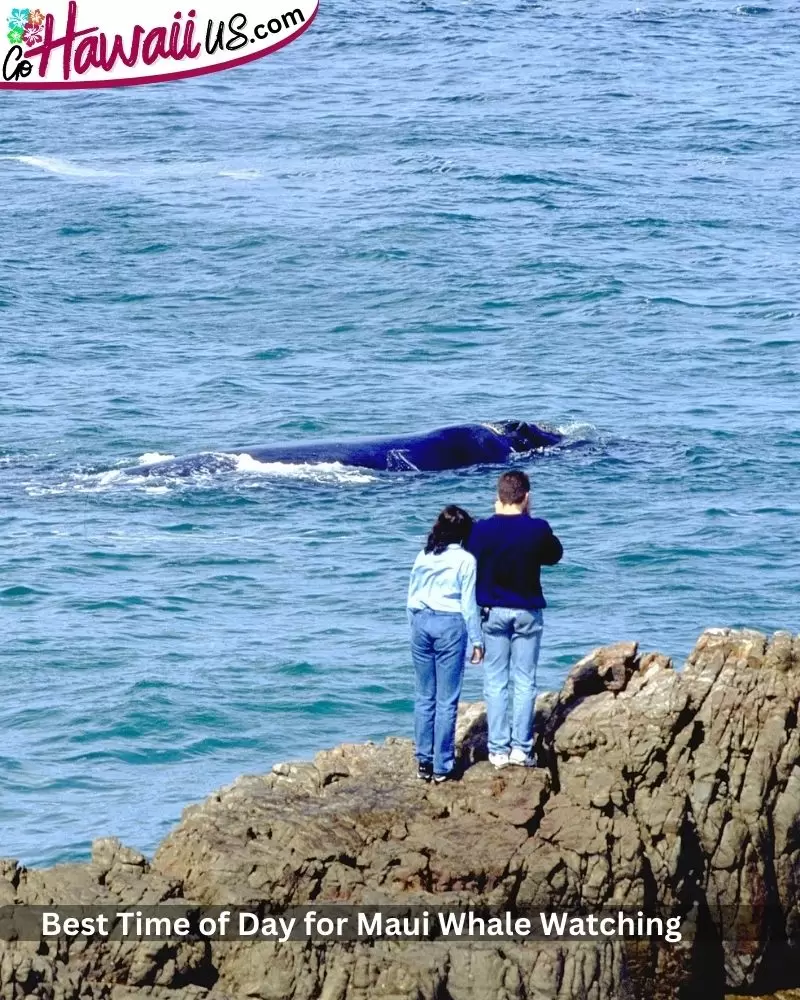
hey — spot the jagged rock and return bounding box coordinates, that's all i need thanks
[1,629,798,1000]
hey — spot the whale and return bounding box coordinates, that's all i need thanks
[122,421,564,477]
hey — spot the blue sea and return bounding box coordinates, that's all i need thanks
[2,0,799,868]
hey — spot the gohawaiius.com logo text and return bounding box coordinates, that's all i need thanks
[2,0,318,89]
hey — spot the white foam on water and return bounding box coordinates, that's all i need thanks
[218,168,261,180]
[5,156,264,185]
[5,155,120,178]
[96,469,123,487]
[25,479,119,496]
[26,452,377,495]
[231,453,377,484]
[25,468,135,495]
[554,421,599,440]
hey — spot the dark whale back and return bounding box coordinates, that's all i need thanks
[122,421,563,477]
[242,423,512,471]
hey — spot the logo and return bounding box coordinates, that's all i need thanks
[1,1,318,89]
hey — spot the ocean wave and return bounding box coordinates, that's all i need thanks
[4,155,121,179]
[136,453,177,465]
[4,155,264,184]
[554,421,600,442]
[217,168,262,180]
[28,453,378,495]
[231,454,377,483]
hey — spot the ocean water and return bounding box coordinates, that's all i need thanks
[2,0,799,868]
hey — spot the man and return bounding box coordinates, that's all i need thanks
[468,470,563,768]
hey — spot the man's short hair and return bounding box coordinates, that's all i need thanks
[497,469,530,506]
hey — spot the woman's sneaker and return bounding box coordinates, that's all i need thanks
[509,748,533,767]
[489,752,510,769]
[417,762,433,782]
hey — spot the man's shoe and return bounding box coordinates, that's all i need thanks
[509,748,533,767]
[489,752,510,769]
[433,770,457,783]
[417,762,433,782]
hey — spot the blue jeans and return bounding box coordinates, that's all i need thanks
[410,609,468,775]
[483,607,543,756]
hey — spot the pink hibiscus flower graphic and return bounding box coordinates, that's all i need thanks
[23,21,42,44]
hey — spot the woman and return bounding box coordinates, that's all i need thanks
[407,505,484,783]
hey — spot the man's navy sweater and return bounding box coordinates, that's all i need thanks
[467,513,563,611]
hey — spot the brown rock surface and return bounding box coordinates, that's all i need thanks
[2,628,799,999]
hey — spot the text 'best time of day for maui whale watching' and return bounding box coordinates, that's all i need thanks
[37,907,685,945]
[118,421,568,477]
[1,1,317,88]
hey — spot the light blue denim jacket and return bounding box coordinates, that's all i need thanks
[406,543,484,648]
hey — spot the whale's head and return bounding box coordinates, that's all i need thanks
[490,420,564,453]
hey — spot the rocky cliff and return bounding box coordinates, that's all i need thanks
[2,628,799,1000]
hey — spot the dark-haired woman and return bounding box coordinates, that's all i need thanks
[407,505,484,783]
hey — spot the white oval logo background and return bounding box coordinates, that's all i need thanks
[1,1,318,89]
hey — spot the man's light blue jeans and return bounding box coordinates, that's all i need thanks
[410,609,467,775]
[482,607,544,756]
